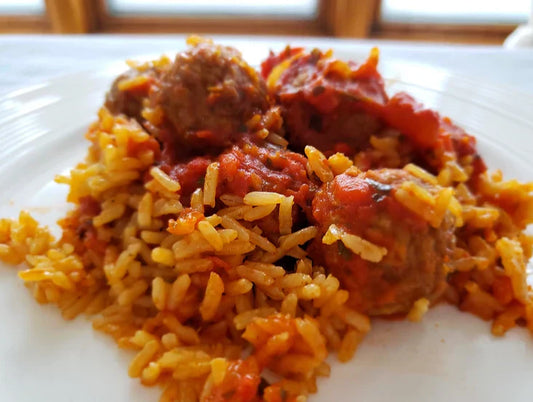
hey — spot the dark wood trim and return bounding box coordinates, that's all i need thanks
[93,0,325,36]
[375,22,516,35]
[97,16,325,36]
[0,0,516,44]
[371,22,515,44]
[0,15,50,33]
[321,0,380,37]
[45,0,99,33]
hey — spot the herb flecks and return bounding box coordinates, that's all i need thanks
[338,241,352,260]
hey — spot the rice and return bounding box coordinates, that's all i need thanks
[406,298,430,322]
[190,188,204,212]
[225,278,253,296]
[278,195,294,235]
[304,145,334,182]
[203,162,219,207]
[150,166,181,192]
[327,152,353,175]
[404,163,438,185]
[219,194,244,206]
[93,202,126,226]
[220,215,250,241]
[199,272,224,321]
[243,204,277,221]
[243,191,284,206]
[128,339,160,378]
[279,226,318,251]
[210,357,228,385]
[266,132,289,147]
[167,274,191,311]
[322,224,387,263]
[496,237,528,303]
[248,230,277,253]
[197,220,224,251]
[236,265,275,287]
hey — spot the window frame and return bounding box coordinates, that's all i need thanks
[91,0,328,36]
[371,2,517,44]
[0,13,49,33]
[0,0,521,44]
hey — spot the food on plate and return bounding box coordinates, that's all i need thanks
[262,46,486,175]
[1,36,532,401]
[107,40,269,158]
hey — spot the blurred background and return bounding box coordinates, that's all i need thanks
[1,0,531,45]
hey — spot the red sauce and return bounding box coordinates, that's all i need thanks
[167,208,205,235]
[273,48,387,109]
[204,359,261,402]
[332,174,374,207]
[380,94,486,175]
[80,225,108,255]
[380,92,440,149]
[163,156,212,199]
[78,196,101,217]
[261,46,304,78]
[217,142,316,209]
[313,172,426,235]
[59,197,107,255]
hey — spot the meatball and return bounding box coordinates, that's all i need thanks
[262,47,387,155]
[105,67,160,120]
[310,169,455,315]
[152,40,269,151]
[263,48,486,176]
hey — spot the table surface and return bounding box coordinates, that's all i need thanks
[1,34,533,97]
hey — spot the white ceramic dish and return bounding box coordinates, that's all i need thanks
[1,44,533,402]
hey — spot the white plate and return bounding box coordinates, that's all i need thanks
[1,43,533,402]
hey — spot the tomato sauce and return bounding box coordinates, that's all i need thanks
[164,156,212,198]
[217,142,316,210]
[204,359,261,402]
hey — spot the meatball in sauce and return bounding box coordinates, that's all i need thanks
[152,39,269,154]
[263,47,486,176]
[262,47,387,156]
[106,38,271,163]
[311,169,456,315]
[105,65,161,121]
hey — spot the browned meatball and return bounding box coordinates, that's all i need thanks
[105,67,160,120]
[310,169,455,315]
[262,47,387,156]
[152,40,269,151]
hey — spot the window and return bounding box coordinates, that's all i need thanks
[0,0,44,15]
[381,0,531,25]
[107,0,318,19]
[96,0,324,36]
[0,0,47,34]
[0,0,529,44]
